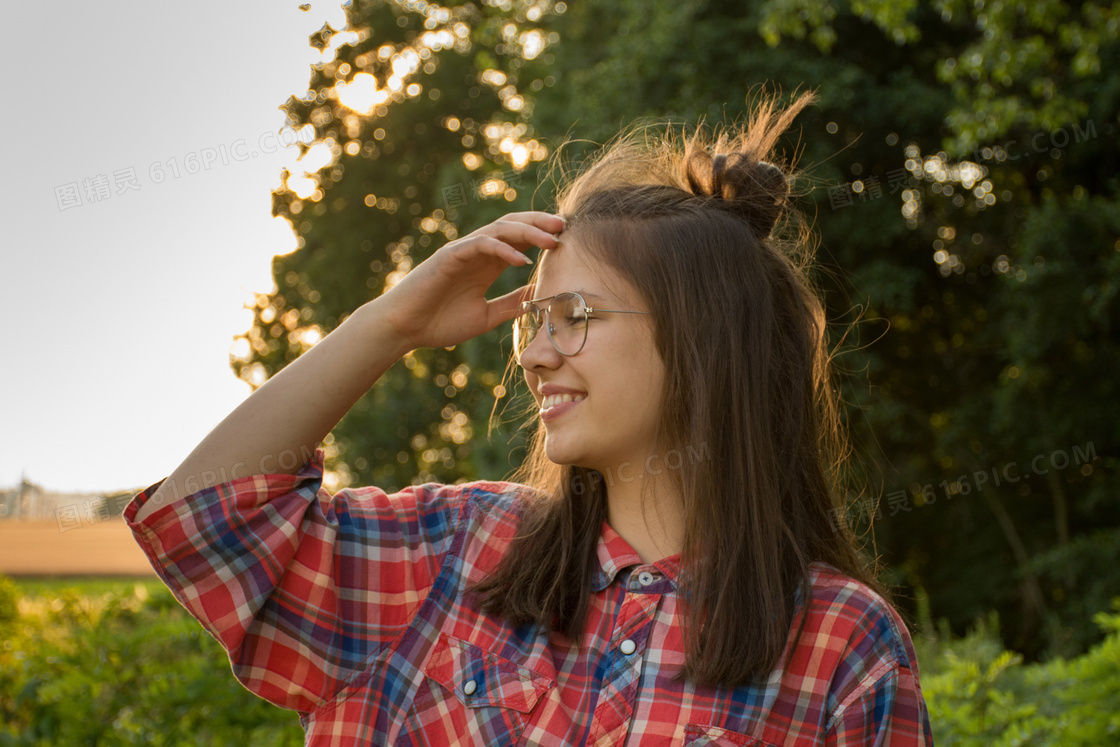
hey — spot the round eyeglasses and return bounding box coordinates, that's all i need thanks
[513,291,653,360]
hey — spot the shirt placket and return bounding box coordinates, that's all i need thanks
[587,567,665,747]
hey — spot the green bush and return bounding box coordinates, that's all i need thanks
[0,575,19,628]
[921,601,1120,745]
[0,576,304,746]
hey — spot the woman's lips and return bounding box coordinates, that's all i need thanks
[540,394,585,421]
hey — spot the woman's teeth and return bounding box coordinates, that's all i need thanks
[541,393,586,409]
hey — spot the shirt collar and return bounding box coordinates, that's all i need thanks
[592,520,682,592]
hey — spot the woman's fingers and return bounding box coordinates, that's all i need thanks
[462,235,533,268]
[469,212,565,252]
[441,214,563,269]
[491,236,533,267]
[494,211,567,234]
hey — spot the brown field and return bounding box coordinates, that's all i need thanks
[0,520,155,577]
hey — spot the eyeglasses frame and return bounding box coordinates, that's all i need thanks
[513,291,653,360]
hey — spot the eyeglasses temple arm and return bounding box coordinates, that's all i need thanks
[584,308,655,316]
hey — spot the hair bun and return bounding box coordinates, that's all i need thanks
[684,147,791,241]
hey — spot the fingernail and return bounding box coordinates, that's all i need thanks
[523,255,534,265]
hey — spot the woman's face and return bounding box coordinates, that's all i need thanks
[519,235,667,475]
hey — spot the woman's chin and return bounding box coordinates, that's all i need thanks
[543,445,590,470]
[544,452,577,467]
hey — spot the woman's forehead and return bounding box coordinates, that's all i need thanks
[536,239,621,302]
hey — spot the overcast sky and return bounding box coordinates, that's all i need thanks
[2,1,348,493]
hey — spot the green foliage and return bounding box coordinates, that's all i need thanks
[239,0,564,491]
[0,575,18,628]
[0,576,303,746]
[920,601,1120,745]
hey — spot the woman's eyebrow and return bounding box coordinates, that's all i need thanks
[575,289,608,302]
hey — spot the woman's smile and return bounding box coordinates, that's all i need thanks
[540,393,586,420]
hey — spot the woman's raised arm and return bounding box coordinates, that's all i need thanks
[134,211,563,523]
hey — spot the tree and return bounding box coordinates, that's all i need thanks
[235,0,565,490]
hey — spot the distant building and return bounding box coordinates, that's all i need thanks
[0,476,44,520]
[0,475,123,523]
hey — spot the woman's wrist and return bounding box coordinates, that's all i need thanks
[349,296,418,361]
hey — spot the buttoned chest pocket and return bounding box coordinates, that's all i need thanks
[402,633,554,746]
[684,724,777,746]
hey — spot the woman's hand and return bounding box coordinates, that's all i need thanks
[378,211,564,351]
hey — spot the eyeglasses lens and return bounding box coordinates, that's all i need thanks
[547,293,589,355]
[514,292,589,359]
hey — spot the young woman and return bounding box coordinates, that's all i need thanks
[128,94,933,745]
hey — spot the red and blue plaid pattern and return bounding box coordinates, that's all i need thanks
[126,450,933,745]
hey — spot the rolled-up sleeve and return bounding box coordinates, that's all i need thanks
[124,449,466,714]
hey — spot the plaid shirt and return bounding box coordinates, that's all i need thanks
[126,450,933,746]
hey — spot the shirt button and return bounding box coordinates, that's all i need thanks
[619,638,637,655]
[638,571,656,586]
[463,679,478,696]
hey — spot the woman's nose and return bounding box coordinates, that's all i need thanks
[517,326,562,371]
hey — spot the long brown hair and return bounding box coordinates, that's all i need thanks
[470,92,889,688]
